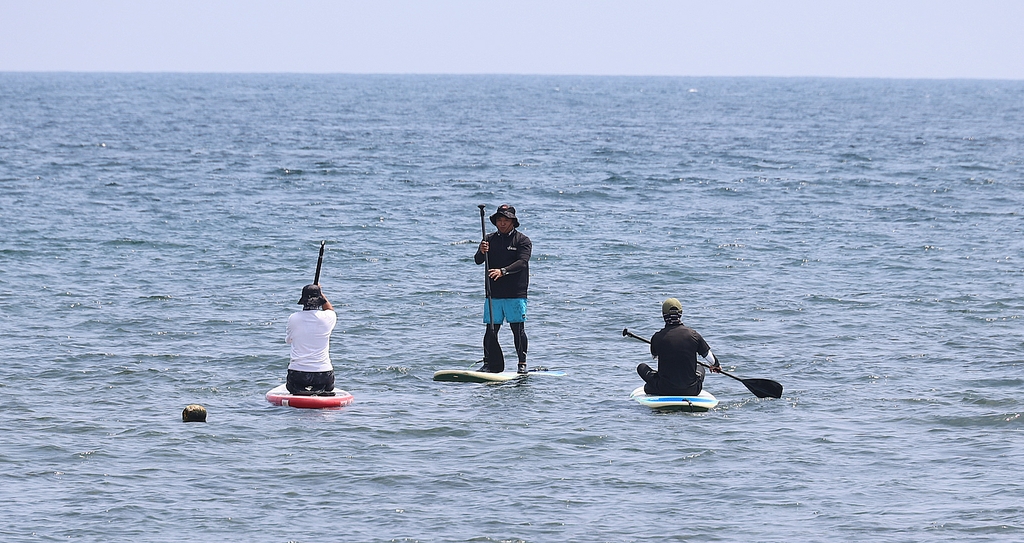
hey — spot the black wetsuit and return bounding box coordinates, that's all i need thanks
[474,229,531,299]
[638,323,712,396]
[474,229,532,371]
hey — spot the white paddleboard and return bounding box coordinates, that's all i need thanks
[433,368,567,383]
[630,385,718,412]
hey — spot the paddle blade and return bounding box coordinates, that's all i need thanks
[743,378,783,399]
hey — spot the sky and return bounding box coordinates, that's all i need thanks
[2,0,1022,79]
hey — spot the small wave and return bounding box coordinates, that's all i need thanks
[933,412,1023,428]
[958,163,999,172]
[104,238,149,246]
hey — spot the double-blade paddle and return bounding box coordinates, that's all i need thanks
[622,328,783,399]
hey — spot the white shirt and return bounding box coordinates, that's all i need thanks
[285,309,337,372]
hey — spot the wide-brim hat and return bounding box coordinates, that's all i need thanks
[489,204,520,228]
[298,284,326,307]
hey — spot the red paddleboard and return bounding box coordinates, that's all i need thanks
[265,384,354,409]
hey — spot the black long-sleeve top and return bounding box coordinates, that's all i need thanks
[474,229,532,299]
[649,323,711,394]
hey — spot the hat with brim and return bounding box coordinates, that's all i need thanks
[489,204,520,228]
[662,298,682,316]
[298,284,326,307]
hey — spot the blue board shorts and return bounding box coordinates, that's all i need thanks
[483,298,528,324]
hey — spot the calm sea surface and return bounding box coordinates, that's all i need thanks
[1,74,1023,542]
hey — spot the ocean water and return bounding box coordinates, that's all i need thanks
[1,74,1022,542]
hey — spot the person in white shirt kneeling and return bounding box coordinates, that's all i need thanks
[285,284,337,396]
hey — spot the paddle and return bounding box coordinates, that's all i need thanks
[478,206,496,350]
[622,328,783,399]
[313,240,326,284]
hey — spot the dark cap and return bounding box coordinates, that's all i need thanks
[489,204,520,228]
[298,284,326,308]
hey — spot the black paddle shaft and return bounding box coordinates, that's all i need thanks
[479,206,495,334]
[621,328,783,399]
[313,240,326,285]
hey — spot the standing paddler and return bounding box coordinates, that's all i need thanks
[474,204,533,374]
[284,241,338,395]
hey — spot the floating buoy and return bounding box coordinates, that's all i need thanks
[182,404,207,422]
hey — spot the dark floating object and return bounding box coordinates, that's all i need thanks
[182,404,207,422]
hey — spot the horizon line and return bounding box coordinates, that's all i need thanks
[3,71,1023,83]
